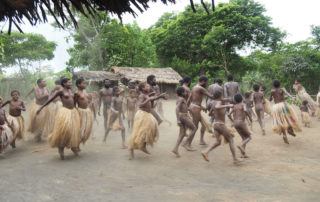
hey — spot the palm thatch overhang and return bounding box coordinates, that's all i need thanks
[0,0,215,33]
[110,66,182,85]
[72,71,121,87]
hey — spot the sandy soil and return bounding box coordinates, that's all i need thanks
[1,100,320,202]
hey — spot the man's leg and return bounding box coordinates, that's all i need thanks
[201,131,222,162]
[172,126,186,157]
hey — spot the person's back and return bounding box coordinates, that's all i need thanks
[270,88,285,104]
[233,103,246,122]
[224,75,240,102]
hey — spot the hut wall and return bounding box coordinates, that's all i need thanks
[159,83,177,98]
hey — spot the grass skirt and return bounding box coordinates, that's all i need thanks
[301,112,312,124]
[27,100,50,134]
[271,102,302,135]
[297,89,317,112]
[200,113,213,134]
[7,115,25,140]
[43,101,63,137]
[48,107,81,148]
[128,110,159,150]
[0,124,14,153]
[264,99,271,115]
[78,108,94,144]
[109,114,122,131]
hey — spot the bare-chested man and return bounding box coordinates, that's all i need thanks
[269,80,301,144]
[252,84,266,135]
[224,74,241,104]
[27,79,50,141]
[181,76,192,100]
[99,79,113,138]
[74,78,94,148]
[147,75,167,125]
[207,78,224,123]
[228,94,252,158]
[172,87,197,157]
[128,83,166,159]
[36,78,81,159]
[103,86,127,149]
[201,91,242,164]
[2,91,25,148]
[184,75,214,147]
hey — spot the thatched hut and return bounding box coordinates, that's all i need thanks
[110,66,182,95]
[72,71,121,91]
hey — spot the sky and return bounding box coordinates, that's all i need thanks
[1,0,320,74]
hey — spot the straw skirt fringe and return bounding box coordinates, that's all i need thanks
[128,110,159,150]
[43,101,62,137]
[48,107,81,148]
[7,115,25,140]
[0,124,14,153]
[78,107,94,144]
[301,112,312,124]
[27,100,50,134]
[271,102,302,134]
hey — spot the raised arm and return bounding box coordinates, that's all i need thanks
[282,88,293,98]
[36,90,62,114]
[1,100,10,108]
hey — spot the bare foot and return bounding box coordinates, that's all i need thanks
[172,150,181,158]
[199,141,207,146]
[71,148,79,156]
[182,144,196,151]
[141,147,150,154]
[233,158,243,164]
[283,136,289,144]
[241,154,249,158]
[237,146,246,156]
[201,152,210,162]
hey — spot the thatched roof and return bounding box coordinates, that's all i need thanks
[0,0,215,33]
[72,71,120,86]
[110,66,182,84]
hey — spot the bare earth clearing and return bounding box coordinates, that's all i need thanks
[1,100,320,202]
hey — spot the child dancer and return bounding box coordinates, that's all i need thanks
[126,89,137,129]
[300,100,312,127]
[0,97,14,154]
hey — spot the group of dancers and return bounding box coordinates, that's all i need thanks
[0,73,319,163]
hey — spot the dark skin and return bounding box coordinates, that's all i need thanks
[172,92,197,157]
[98,80,113,135]
[224,81,241,103]
[148,77,165,124]
[126,92,137,129]
[32,80,50,105]
[129,84,165,160]
[202,96,242,164]
[269,86,295,144]
[36,80,78,159]
[185,81,214,146]
[74,81,89,109]
[300,104,311,127]
[2,92,26,117]
[228,102,252,158]
[253,91,266,135]
[103,88,127,149]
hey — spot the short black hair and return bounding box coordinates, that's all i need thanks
[176,86,185,97]
[182,76,192,84]
[61,78,70,87]
[213,91,222,100]
[138,82,146,91]
[244,92,251,98]
[147,75,156,84]
[199,75,208,82]
[273,80,280,88]
[37,78,43,84]
[234,94,243,103]
[261,85,267,91]
[302,100,308,105]
[103,78,110,82]
[227,74,233,81]
[11,90,20,96]
[253,84,260,92]
[296,78,301,83]
[113,86,120,91]
[216,79,223,85]
[76,78,85,86]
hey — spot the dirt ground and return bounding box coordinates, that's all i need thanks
[1,100,320,202]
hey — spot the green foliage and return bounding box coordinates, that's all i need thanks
[66,12,157,71]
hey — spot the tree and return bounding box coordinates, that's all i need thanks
[0,32,56,76]
[150,0,284,77]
